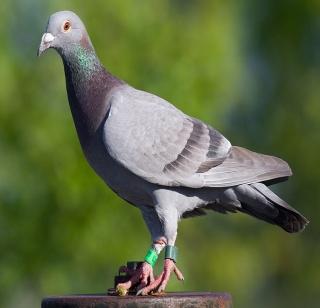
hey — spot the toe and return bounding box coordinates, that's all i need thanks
[136,275,148,291]
[136,273,164,295]
[137,262,153,289]
[116,264,146,294]
[149,269,155,283]
[173,264,185,281]
[157,259,184,293]
[157,268,171,293]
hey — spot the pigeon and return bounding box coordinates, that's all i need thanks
[38,11,309,295]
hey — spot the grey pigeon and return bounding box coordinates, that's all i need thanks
[38,11,309,295]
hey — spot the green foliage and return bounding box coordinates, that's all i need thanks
[0,1,319,307]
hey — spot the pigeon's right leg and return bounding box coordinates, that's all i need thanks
[116,206,165,295]
[137,203,184,295]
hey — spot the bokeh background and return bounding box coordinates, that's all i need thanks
[0,0,319,307]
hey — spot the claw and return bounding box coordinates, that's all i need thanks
[136,288,146,296]
[117,259,184,296]
[137,259,184,295]
[116,262,153,295]
[137,272,164,295]
[173,264,185,281]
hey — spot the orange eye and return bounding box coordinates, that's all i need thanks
[63,21,71,32]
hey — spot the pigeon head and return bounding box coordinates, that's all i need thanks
[38,11,94,57]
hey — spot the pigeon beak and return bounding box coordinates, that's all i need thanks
[38,33,55,56]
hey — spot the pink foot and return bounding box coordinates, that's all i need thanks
[137,259,184,295]
[116,262,154,295]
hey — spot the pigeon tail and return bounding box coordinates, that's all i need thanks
[235,183,309,233]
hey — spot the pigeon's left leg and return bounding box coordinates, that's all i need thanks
[116,206,165,295]
[137,205,184,295]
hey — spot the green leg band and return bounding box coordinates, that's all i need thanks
[165,245,178,263]
[144,248,158,267]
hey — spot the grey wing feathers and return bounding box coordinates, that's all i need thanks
[103,86,231,188]
[103,86,292,188]
[162,118,231,176]
[201,146,292,187]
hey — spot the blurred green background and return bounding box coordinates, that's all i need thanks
[0,0,319,307]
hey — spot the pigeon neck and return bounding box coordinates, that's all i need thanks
[61,45,124,148]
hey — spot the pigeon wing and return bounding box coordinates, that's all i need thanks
[103,86,231,188]
[201,146,292,187]
[103,87,292,188]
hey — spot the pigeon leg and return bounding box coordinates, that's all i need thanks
[135,238,166,292]
[116,205,167,294]
[137,204,184,295]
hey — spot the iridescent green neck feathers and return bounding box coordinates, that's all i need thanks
[62,43,101,78]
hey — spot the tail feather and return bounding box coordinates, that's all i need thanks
[235,183,309,233]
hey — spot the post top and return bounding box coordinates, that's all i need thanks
[42,292,233,308]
